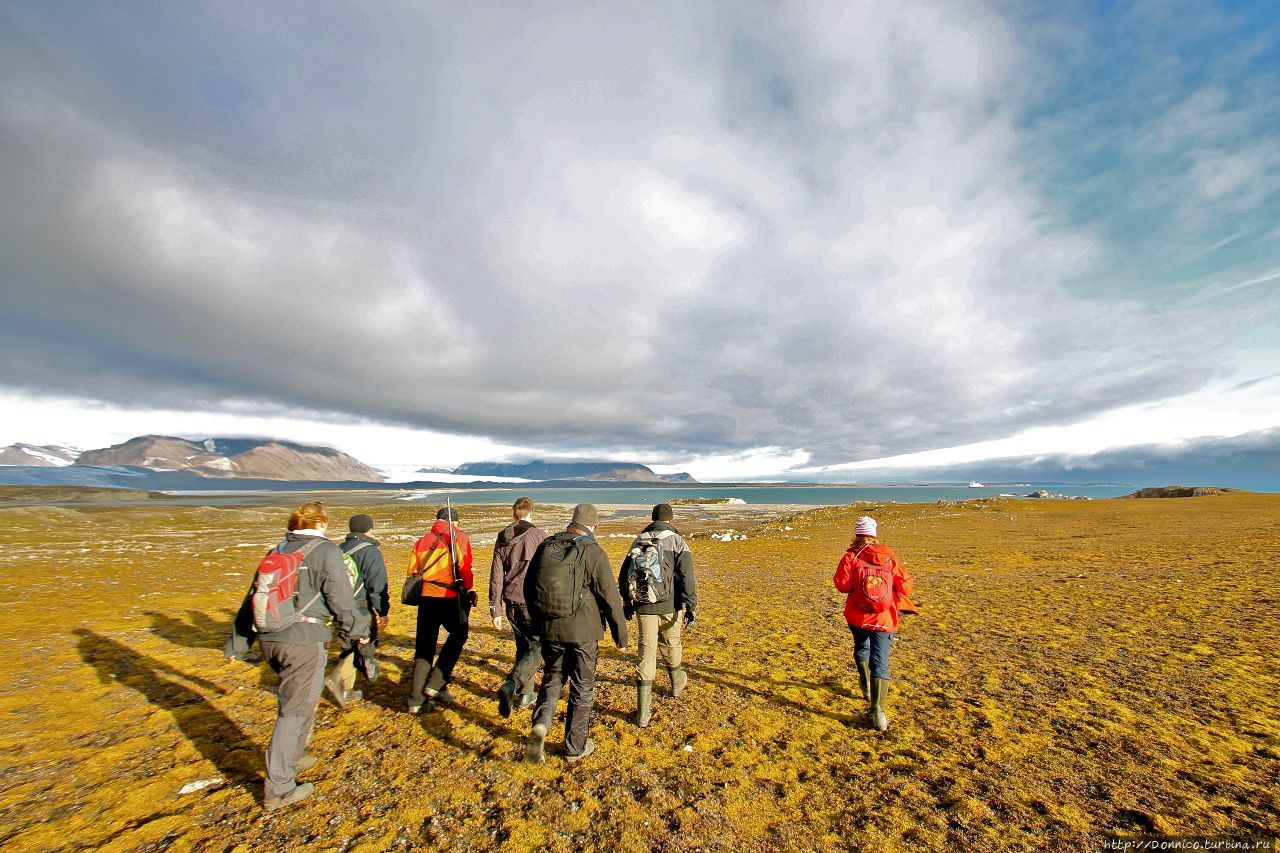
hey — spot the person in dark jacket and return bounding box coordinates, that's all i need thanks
[619,502,698,727]
[324,513,389,707]
[523,503,627,763]
[226,501,369,812]
[491,496,548,718]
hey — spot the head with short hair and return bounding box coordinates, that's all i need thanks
[570,503,598,530]
[348,514,374,534]
[437,506,460,523]
[288,501,329,531]
[652,503,674,522]
[513,496,534,520]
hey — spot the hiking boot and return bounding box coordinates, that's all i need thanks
[636,680,654,728]
[295,755,317,774]
[345,689,363,704]
[497,679,517,719]
[263,782,314,813]
[525,723,548,763]
[517,693,537,711]
[425,687,455,705]
[565,738,596,763]
[870,677,890,732]
[855,659,872,702]
[324,676,350,709]
[669,665,688,697]
[407,702,422,715]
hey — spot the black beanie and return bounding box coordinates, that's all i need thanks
[652,503,674,522]
[436,506,459,522]
[349,514,374,534]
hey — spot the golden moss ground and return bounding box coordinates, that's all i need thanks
[0,495,1276,851]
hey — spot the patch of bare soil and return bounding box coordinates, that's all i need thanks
[0,496,1276,851]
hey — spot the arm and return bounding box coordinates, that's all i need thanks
[833,550,857,593]
[462,533,474,590]
[894,558,916,598]
[363,547,389,618]
[320,544,369,642]
[590,548,628,648]
[673,536,698,613]
[617,554,634,618]
[224,586,257,659]
[490,540,506,619]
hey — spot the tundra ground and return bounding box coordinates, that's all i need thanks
[0,493,1276,851]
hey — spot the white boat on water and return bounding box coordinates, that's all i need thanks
[968,481,984,488]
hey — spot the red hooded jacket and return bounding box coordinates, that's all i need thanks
[833,542,917,632]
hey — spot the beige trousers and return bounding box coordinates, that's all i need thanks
[635,612,683,682]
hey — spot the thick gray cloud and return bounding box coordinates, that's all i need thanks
[1,1,1275,465]
[832,428,1280,491]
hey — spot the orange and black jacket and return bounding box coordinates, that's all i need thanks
[407,520,474,600]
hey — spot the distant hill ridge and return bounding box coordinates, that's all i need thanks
[0,443,80,467]
[452,460,696,483]
[74,435,384,481]
[1122,486,1248,498]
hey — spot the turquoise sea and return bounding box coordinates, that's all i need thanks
[395,484,1134,506]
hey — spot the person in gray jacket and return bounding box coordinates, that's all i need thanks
[491,497,548,718]
[619,503,698,727]
[226,501,369,812]
[523,504,627,763]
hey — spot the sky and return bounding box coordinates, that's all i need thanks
[1,1,1278,484]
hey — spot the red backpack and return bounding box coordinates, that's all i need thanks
[251,539,326,633]
[849,545,895,614]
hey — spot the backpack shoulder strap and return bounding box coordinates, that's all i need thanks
[345,541,372,557]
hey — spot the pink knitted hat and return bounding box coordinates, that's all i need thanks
[854,516,877,537]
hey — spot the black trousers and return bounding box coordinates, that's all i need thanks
[532,640,598,756]
[409,597,469,704]
[506,603,542,697]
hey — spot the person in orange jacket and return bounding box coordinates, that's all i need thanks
[833,515,916,731]
[406,506,474,712]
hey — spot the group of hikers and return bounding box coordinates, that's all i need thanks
[225,498,915,813]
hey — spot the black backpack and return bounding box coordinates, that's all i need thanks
[531,533,590,618]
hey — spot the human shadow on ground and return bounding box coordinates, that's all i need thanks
[73,628,261,792]
[682,661,854,725]
[143,609,236,651]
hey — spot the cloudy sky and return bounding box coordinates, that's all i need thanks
[1,1,1278,482]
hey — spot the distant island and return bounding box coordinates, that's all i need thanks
[450,460,696,483]
[1122,486,1249,498]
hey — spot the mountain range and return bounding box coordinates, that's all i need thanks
[449,460,696,483]
[1,435,383,481]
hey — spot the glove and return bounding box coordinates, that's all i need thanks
[623,604,634,621]
[683,609,696,629]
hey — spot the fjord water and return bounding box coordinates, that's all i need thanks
[397,484,1134,505]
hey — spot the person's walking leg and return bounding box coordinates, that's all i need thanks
[635,614,658,726]
[660,612,687,696]
[564,641,598,758]
[263,641,326,807]
[408,601,441,709]
[425,599,469,697]
[869,631,893,732]
[526,642,566,763]
[850,625,872,702]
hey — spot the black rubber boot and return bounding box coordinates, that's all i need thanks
[497,678,517,719]
[856,659,872,702]
[636,680,654,728]
[669,664,688,697]
[870,677,890,732]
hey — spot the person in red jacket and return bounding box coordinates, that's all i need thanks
[406,506,474,712]
[833,515,916,732]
